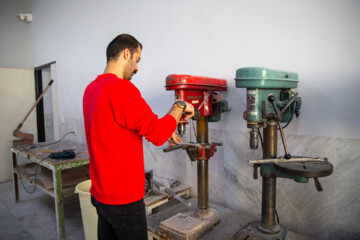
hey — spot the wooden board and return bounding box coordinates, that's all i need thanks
[14,163,89,191]
[145,182,191,215]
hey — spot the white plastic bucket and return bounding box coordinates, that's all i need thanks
[75,179,98,240]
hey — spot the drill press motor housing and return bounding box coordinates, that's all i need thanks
[236,68,301,123]
[235,68,302,150]
[166,74,230,137]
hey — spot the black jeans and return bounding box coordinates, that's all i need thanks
[91,196,148,240]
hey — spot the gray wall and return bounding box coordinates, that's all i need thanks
[25,0,360,140]
[1,0,360,239]
[0,0,32,68]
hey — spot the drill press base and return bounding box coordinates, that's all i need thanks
[156,208,220,240]
[147,198,311,240]
[233,221,288,240]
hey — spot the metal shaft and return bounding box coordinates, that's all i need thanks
[263,122,277,159]
[197,116,208,143]
[277,121,289,156]
[262,177,277,227]
[197,116,209,210]
[262,121,277,227]
[153,180,192,207]
[197,160,209,210]
[269,99,290,157]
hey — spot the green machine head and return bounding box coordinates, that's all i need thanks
[235,67,302,150]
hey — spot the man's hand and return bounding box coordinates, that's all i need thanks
[183,102,195,120]
[168,101,195,124]
[168,131,182,146]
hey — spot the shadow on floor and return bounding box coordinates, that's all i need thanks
[0,180,85,240]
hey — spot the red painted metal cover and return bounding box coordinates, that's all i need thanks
[165,74,227,91]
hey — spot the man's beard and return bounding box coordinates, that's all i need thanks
[124,69,137,80]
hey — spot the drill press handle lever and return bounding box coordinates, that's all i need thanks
[162,144,184,153]
[314,177,323,191]
[211,142,222,147]
[268,95,291,159]
[162,142,199,153]
[253,164,259,179]
[268,93,299,118]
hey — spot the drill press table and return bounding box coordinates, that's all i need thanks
[147,198,313,240]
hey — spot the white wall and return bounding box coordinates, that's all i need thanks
[26,0,360,139]
[0,0,32,68]
[0,68,37,182]
[1,1,360,239]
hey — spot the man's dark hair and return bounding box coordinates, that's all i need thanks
[106,34,143,63]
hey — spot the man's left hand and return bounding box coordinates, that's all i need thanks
[168,131,181,146]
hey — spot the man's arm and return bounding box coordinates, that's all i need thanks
[109,81,195,146]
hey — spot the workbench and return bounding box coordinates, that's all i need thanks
[11,140,89,240]
[147,198,313,240]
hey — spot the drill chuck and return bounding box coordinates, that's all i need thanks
[177,123,186,137]
[249,129,259,150]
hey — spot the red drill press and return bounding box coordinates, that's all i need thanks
[159,74,230,240]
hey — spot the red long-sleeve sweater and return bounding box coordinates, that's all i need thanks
[83,73,176,205]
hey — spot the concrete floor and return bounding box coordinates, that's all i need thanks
[0,179,312,240]
[0,180,85,240]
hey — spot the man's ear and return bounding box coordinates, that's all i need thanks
[123,48,131,60]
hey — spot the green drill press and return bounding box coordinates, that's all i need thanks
[233,67,333,240]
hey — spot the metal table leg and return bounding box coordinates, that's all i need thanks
[53,168,66,240]
[12,152,19,202]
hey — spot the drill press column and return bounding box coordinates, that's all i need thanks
[262,121,277,229]
[197,116,209,211]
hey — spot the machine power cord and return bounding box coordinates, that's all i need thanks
[276,210,280,223]
[15,130,76,194]
[257,128,264,150]
[282,102,297,129]
[16,148,50,194]
[29,130,76,149]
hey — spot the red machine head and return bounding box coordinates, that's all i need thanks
[165,74,229,137]
[166,74,227,116]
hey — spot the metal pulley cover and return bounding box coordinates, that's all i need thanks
[235,67,298,89]
[165,74,227,91]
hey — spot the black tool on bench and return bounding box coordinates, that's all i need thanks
[50,149,76,159]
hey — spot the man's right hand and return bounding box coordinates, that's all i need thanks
[168,101,195,124]
[183,102,195,120]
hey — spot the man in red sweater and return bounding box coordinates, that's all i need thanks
[83,34,194,240]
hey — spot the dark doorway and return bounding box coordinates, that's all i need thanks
[34,61,56,142]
